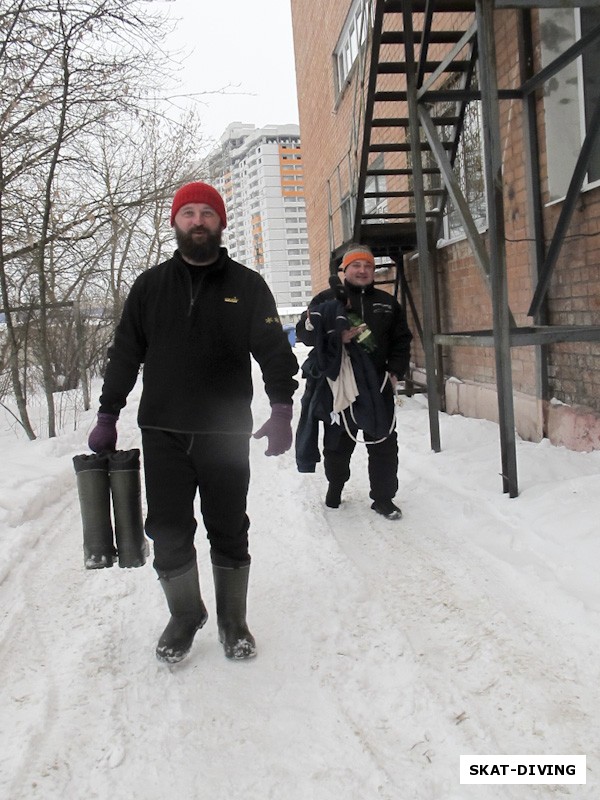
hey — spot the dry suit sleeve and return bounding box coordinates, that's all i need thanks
[295,290,331,346]
[98,277,148,415]
[249,278,299,404]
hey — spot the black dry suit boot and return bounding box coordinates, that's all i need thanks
[212,564,256,660]
[108,449,148,568]
[325,482,344,508]
[371,499,402,520]
[73,453,116,569]
[156,561,208,664]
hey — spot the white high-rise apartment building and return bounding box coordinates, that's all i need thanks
[206,122,312,310]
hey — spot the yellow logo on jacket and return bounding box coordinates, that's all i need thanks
[224,297,239,303]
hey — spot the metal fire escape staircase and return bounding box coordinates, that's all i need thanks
[330,0,600,497]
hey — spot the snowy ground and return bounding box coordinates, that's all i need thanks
[0,344,598,799]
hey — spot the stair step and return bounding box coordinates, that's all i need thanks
[364,190,445,198]
[369,142,454,152]
[384,0,475,12]
[366,168,441,176]
[371,117,411,127]
[357,221,423,250]
[380,30,466,45]
[362,211,443,220]
[363,213,419,220]
[375,88,490,102]
[374,91,408,102]
[371,116,460,127]
[377,61,470,74]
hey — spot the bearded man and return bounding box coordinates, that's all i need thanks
[88,182,298,664]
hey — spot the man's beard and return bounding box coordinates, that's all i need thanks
[175,225,222,263]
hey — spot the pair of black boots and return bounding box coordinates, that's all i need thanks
[156,561,256,663]
[73,449,148,569]
[325,482,402,519]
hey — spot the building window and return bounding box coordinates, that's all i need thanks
[340,194,354,241]
[334,0,371,92]
[540,6,600,200]
[445,99,486,240]
[423,79,487,242]
[364,154,387,219]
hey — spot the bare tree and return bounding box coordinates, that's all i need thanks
[0,0,206,437]
[57,108,206,402]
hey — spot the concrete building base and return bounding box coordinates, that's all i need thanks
[410,368,600,453]
[543,400,600,452]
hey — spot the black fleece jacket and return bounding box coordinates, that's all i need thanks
[295,279,412,378]
[99,248,298,434]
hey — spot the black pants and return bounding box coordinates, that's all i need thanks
[142,429,251,572]
[323,424,398,502]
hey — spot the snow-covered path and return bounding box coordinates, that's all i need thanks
[1,349,598,799]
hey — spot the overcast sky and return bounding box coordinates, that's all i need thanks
[162,0,300,148]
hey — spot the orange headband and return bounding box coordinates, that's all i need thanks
[341,248,375,270]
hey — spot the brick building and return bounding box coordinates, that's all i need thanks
[290,0,600,469]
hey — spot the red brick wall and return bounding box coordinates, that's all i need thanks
[544,200,600,410]
[530,9,600,413]
[290,0,355,292]
[291,3,600,420]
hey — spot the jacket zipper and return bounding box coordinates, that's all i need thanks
[187,272,207,316]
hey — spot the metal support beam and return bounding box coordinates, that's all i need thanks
[495,0,600,8]
[476,0,518,497]
[399,256,424,343]
[517,10,550,414]
[418,105,517,329]
[518,22,600,97]
[403,1,441,453]
[417,22,478,98]
[435,325,600,347]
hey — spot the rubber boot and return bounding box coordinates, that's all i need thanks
[73,453,116,569]
[156,561,208,663]
[212,564,256,660]
[325,482,344,508]
[108,449,148,568]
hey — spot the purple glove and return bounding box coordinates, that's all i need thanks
[88,412,118,453]
[253,403,293,456]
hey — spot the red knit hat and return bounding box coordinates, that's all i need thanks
[170,181,227,228]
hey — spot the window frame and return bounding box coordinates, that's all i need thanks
[340,193,354,241]
[334,0,371,94]
[423,81,488,245]
[575,7,600,188]
[442,98,487,242]
[540,6,600,202]
[364,154,388,220]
